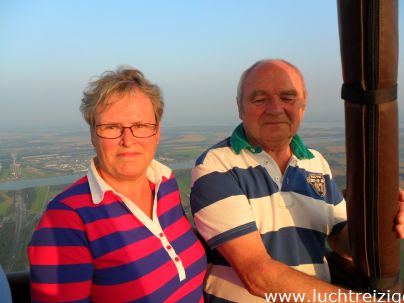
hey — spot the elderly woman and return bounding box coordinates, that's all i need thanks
[28,67,206,302]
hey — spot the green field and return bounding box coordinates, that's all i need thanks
[174,168,193,224]
[0,192,13,216]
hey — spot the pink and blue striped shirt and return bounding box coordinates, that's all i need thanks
[29,159,206,302]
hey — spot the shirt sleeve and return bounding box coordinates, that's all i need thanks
[28,200,93,303]
[314,150,347,235]
[190,150,258,249]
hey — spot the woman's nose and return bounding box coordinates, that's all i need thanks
[120,127,136,146]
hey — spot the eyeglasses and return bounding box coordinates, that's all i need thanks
[95,123,158,139]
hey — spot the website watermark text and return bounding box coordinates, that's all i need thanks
[264,289,404,302]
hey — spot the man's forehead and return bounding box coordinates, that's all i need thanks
[245,61,303,91]
[253,60,299,78]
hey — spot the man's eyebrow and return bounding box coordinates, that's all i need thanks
[249,90,268,99]
[280,89,298,96]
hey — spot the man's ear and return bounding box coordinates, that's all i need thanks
[302,99,307,111]
[237,99,243,119]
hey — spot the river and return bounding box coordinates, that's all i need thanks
[0,160,195,191]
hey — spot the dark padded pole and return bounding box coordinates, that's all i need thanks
[337,0,400,291]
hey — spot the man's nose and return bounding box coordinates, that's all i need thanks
[264,96,283,113]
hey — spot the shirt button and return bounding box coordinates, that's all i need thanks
[174,257,180,262]
[275,177,280,181]
[159,233,164,237]
[166,245,172,250]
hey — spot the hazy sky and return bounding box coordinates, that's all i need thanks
[1,0,403,131]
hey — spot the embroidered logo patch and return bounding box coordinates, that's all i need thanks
[307,173,326,197]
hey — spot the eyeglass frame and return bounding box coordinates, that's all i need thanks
[94,123,159,139]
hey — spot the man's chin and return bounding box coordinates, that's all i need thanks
[260,125,291,137]
[261,123,290,132]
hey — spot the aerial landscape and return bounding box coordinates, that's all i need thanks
[1,1,404,300]
[1,123,404,274]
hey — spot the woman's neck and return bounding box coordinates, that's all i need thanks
[97,168,154,218]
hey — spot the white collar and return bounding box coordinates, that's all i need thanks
[87,158,172,204]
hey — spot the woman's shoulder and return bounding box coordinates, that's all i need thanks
[47,176,92,209]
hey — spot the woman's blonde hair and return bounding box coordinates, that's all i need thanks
[80,66,164,126]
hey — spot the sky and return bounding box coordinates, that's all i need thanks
[0,0,403,131]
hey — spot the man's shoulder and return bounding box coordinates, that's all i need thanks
[305,148,325,160]
[195,137,232,166]
[297,148,332,174]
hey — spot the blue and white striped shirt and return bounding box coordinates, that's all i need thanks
[190,124,346,303]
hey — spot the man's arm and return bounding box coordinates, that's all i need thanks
[217,231,366,303]
[330,190,404,258]
[328,224,351,259]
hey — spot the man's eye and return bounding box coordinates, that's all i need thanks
[281,95,296,102]
[252,98,266,103]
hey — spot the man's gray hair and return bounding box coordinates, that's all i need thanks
[236,59,308,107]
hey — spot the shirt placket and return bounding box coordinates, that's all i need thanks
[258,153,283,188]
[122,186,186,282]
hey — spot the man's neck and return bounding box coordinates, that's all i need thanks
[264,146,292,174]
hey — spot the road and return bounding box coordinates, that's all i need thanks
[5,189,26,272]
[10,152,21,178]
[5,154,26,272]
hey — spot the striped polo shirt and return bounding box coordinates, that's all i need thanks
[190,124,346,303]
[29,159,206,303]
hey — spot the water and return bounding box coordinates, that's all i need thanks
[169,160,195,170]
[0,161,195,191]
[0,173,85,191]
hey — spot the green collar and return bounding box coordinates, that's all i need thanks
[229,123,314,160]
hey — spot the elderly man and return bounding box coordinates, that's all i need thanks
[190,59,404,302]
